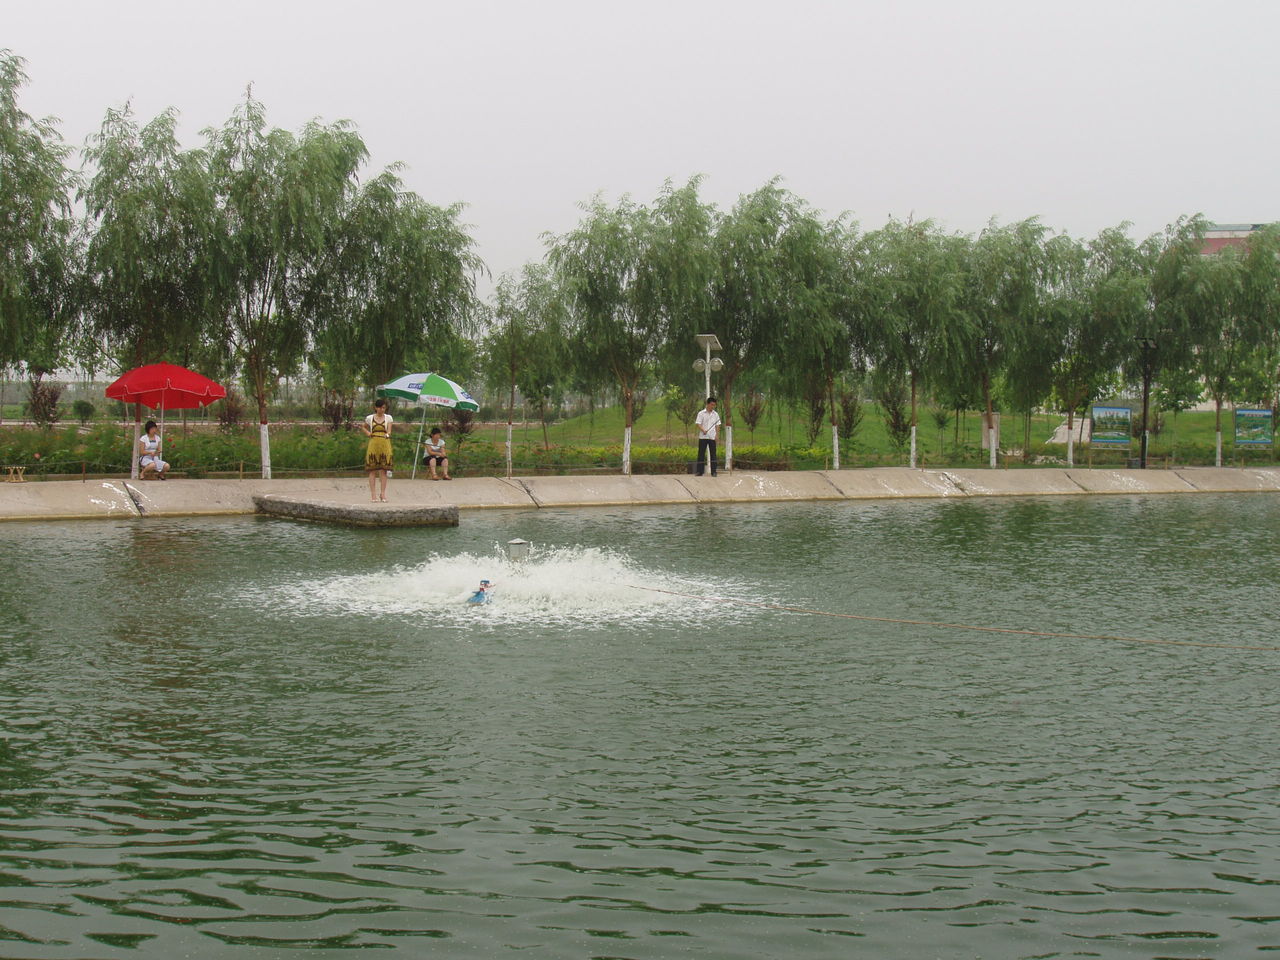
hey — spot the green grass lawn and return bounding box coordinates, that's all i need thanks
[476,404,1060,455]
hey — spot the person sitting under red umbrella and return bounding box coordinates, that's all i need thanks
[137,420,169,479]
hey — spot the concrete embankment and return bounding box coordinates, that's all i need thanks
[1,466,1279,523]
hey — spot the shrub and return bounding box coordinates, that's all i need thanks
[72,400,96,424]
[27,379,63,429]
[218,391,247,431]
[445,408,476,444]
[318,389,354,431]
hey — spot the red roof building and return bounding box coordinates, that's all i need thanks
[1202,223,1268,254]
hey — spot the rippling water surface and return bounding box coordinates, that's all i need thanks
[2,494,1279,959]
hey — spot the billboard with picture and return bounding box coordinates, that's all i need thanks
[1235,408,1274,446]
[1090,406,1132,446]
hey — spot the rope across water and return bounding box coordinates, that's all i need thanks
[628,585,1279,652]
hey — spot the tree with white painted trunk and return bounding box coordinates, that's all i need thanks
[551,180,713,475]
[957,219,1046,467]
[204,92,367,478]
[483,265,567,472]
[862,220,966,468]
[707,182,834,471]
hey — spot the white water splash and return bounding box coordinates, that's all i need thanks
[269,544,750,627]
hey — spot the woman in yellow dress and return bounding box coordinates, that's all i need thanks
[362,398,394,501]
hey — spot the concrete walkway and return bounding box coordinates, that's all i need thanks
[2,466,1279,522]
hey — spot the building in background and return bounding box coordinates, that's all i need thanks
[1202,222,1268,254]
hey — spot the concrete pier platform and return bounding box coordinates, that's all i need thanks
[1,466,1279,523]
[253,494,458,527]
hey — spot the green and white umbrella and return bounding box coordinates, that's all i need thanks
[376,373,480,478]
[377,372,479,410]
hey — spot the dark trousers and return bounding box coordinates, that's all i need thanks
[697,438,717,475]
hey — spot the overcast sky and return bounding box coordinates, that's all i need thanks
[7,0,1279,290]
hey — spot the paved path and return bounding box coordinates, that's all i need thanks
[2,466,1279,522]
[1050,418,1092,444]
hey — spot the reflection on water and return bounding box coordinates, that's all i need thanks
[2,495,1280,958]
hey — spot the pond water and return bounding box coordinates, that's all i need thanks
[2,494,1279,959]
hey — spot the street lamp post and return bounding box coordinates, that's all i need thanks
[693,334,723,474]
[1136,336,1157,469]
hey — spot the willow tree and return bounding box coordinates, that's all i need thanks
[708,182,832,469]
[1238,225,1280,421]
[863,219,967,467]
[82,106,214,363]
[550,181,706,473]
[647,178,717,379]
[1140,217,1209,462]
[957,219,1046,466]
[0,51,81,416]
[550,195,647,473]
[204,92,368,478]
[774,215,865,469]
[1178,246,1244,465]
[1045,227,1142,464]
[484,264,567,471]
[80,105,216,465]
[310,168,482,393]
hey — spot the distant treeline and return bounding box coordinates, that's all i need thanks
[4,50,1278,476]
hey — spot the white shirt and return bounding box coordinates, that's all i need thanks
[695,407,721,441]
[365,413,393,431]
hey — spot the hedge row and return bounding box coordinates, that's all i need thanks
[1,425,1274,477]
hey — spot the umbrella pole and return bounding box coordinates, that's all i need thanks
[158,401,166,474]
[131,402,141,479]
[412,404,427,480]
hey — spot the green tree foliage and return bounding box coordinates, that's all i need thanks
[1149,216,1210,378]
[483,265,567,464]
[1047,227,1144,439]
[860,222,962,427]
[1237,225,1280,412]
[484,266,558,418]
[0,51,81,396]
[958,219,1048,442]
[773,216,866,467]
[310,168,482,393]
[81,105,214,369]
[71,399,96,424]
[550,181,711,473]
[10,51,1280,473]
[647,178,718,385]
[1177,245,1244,454]
[203,92,369,477]
[550,193,649,473]
[862,220,967,461]
[709,182,824,444]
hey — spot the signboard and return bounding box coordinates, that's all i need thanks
[1235,408,1274,446]
[1090,406,1132,446]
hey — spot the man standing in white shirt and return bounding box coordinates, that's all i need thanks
[694,396,720,477]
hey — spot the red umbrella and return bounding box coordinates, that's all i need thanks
[105,362,226,410]
[106,363,225,478]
